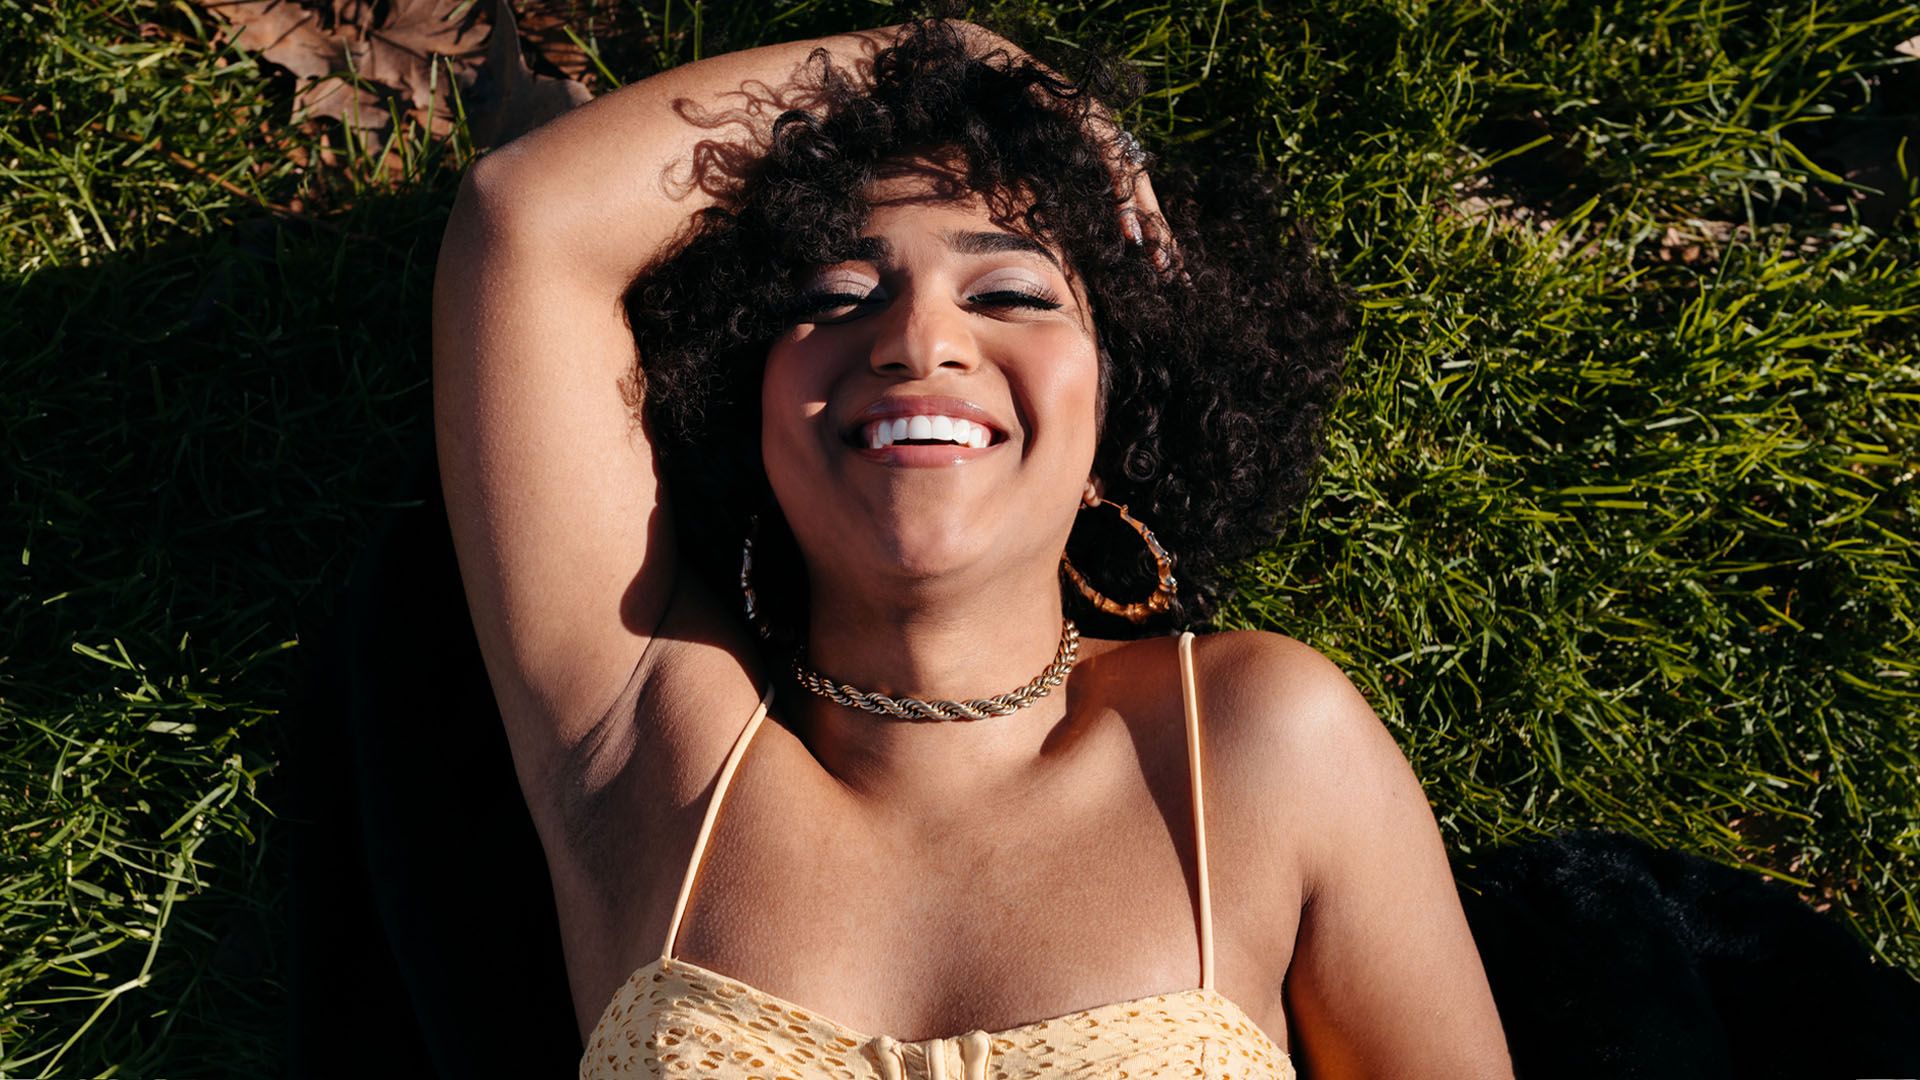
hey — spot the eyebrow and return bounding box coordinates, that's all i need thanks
[845,230,1062,269]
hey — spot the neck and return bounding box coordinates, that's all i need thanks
[791,560,1085,813]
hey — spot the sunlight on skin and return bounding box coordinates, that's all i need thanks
[762,152,1101,624]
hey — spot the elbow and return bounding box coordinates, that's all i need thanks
[447,153,513,237]
[446,150,552,249]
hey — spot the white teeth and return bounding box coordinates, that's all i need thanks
[862,414,998,449]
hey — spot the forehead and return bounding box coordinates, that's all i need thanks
[856,153,1056,256]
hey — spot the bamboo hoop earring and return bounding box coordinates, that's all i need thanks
[1060,492,1178,623]
[739,513,773,641]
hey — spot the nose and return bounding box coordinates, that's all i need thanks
[869,284,980,379]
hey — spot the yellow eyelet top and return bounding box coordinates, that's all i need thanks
[581,632,1296,1079]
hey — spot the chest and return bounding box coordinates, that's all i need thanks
[560,697,1301,1059]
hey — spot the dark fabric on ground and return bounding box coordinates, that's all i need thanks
[285,430,1920,1079]
[1455,829,1920,1080]
[284,427,582,1079]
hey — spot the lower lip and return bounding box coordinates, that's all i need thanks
[849,440,1002,466]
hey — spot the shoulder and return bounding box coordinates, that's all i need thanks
[1185,628,1392,760]
[1193,633,1513,1073]
[1186,628,1360,705]
[1185,629,1424,891]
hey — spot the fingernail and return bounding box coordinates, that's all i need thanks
[1125,215,1144,245]
[1152,246,1171,271]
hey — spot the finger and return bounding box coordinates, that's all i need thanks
[1118,171,1153,248]
[1097,118,1147,241]
[1128,165,1163,223]
[1129,172,1178,273]
[1102,122,1180,276]
[1129,173,1163,241]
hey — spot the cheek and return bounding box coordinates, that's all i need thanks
[761,345,820,436]
[759,343,837,493]
[1027,343,1104,454]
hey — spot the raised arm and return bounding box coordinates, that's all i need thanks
[430,24,907,798]
[431,15,1163,813]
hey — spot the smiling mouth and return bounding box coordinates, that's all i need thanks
[842,416,1010,450]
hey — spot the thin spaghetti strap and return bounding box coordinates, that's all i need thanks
[660,679,778,962]
[1176,630,1215,992]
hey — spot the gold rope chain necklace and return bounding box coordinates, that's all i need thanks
[789,618,1081,721]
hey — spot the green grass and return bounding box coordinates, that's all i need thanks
[3,0,1916,1073]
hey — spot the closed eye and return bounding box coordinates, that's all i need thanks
[971,289,1063,311]
[786,291,878,324]
[786,288,1064,325]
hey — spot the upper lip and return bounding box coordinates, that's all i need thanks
[841,395,1011,446]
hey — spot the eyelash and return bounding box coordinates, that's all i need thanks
[788,288,1063,322]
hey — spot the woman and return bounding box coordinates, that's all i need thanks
[432,17,1513,1079]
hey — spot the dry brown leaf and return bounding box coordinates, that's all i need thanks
[464,0,594,152]
[198,0,591,159]
[511,0,644,88]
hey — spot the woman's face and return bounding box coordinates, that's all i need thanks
[762,154,1103,600]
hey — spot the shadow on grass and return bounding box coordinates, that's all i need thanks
[286,424,581,1077]
[1,179,573,1075]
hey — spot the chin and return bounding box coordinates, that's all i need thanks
[824,515,998,587]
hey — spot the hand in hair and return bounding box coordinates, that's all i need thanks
[940,17,1179,276]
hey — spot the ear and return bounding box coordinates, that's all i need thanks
[1082,477,1103,505]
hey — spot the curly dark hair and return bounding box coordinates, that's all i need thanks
[621,17,1354,653]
